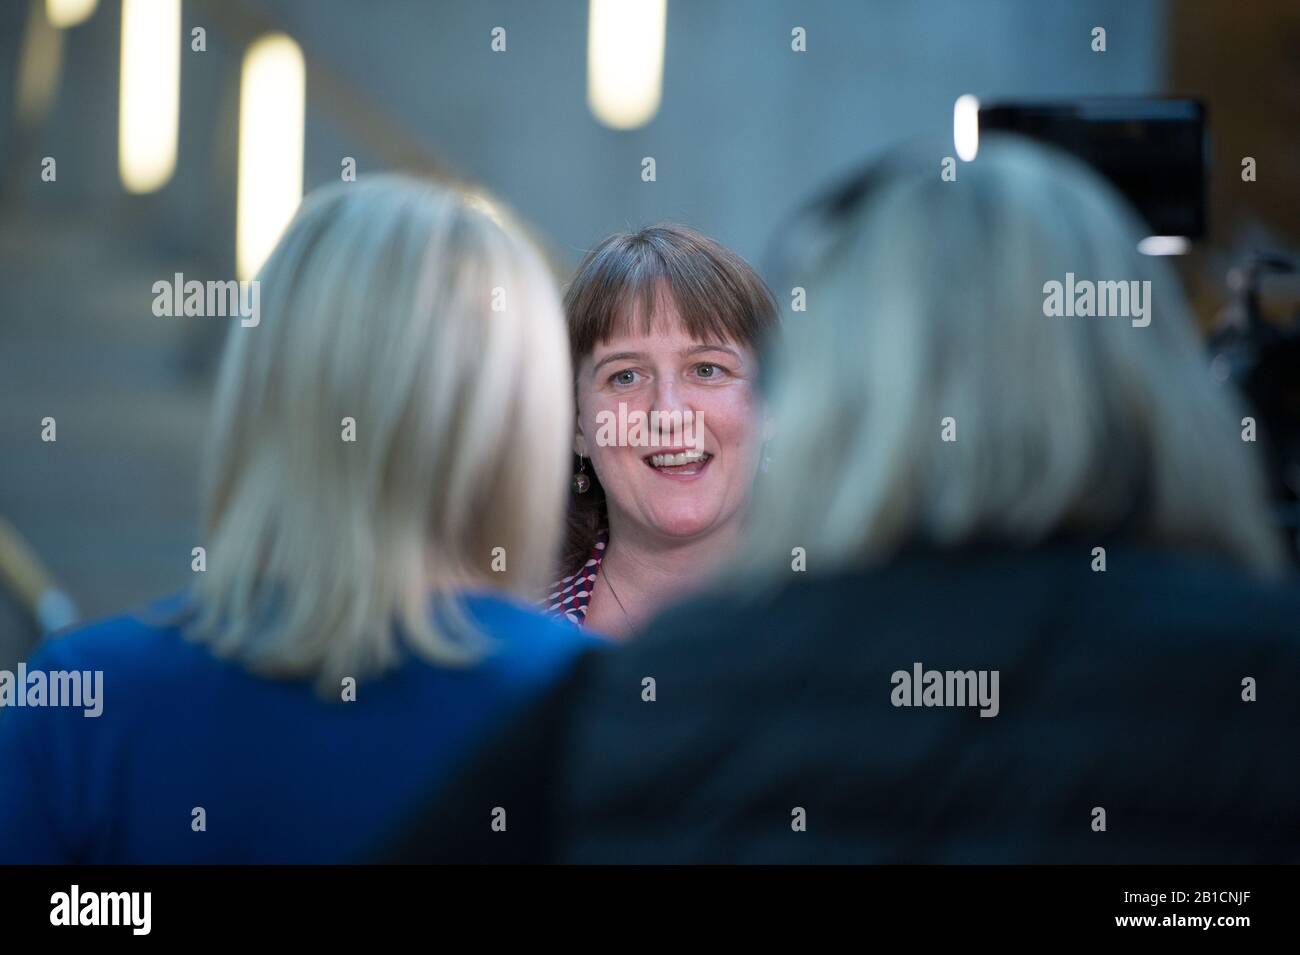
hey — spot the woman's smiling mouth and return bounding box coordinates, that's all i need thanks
[644,449,713,477]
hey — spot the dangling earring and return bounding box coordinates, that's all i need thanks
[572,455,591,494]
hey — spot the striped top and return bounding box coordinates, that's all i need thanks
[545,529,608,626]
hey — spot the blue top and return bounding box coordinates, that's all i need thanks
[0,592,596,863]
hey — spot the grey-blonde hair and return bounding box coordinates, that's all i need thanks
[190,174,572,690]
[743,134,1283,580]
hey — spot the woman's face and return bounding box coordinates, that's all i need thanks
[575,304,764,545]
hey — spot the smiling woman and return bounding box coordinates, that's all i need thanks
[547,224,777,638]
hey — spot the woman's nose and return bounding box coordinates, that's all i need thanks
[648,379,694,442]
[649,377,687,415]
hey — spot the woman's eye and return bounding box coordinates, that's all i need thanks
[611,369,639,386]
[695,363,724,379]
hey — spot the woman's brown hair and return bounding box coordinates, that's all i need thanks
[560,223,778,575]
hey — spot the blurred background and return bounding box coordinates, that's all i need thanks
[2,0,1299,665]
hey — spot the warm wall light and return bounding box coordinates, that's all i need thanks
[1138,236,1191,256]
[19,1,64,124]
[236,33,305,281]
[587,0,667,130]
[46,0,98,29]
[953,94,979,162]
[119,0,180,193]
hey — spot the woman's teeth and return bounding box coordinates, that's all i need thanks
[650,451,709,468]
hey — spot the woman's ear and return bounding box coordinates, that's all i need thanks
[572,377,588,457]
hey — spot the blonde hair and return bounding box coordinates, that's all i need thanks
[744,135,1284,580]
[190,175,572,689]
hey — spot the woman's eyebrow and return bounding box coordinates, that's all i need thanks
[683,344,741,361]
[592,351,648,375]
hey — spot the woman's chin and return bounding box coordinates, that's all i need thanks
[643,510,728,541]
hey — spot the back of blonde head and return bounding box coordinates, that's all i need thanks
[745,135,1282,579]
[192,175,572,689]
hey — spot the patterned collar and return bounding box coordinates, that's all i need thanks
[545,529,608,626]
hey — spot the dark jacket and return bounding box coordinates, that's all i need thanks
[391,545,1300,863]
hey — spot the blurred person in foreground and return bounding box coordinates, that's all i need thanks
[547,225,777,638]
[392,136,1300,863]
[0,175,594,863]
